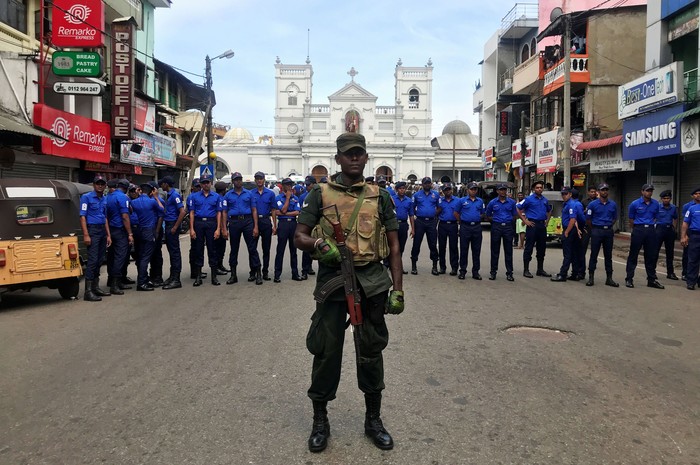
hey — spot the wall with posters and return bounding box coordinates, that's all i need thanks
[536,129,558,173]
[120,130,176,167]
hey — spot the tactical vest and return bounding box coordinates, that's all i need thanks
[313,181,389,265]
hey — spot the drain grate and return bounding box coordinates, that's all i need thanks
[502,325,573,341]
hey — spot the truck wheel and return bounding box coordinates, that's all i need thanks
[58,278,80,300]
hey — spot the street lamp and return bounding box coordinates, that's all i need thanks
[205,49,235,156]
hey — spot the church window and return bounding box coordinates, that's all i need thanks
[408,89,420,109]
[288,96,297,106]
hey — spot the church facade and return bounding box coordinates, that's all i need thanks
[213,58,438,182]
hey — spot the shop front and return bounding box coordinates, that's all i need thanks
[679,118,700,202]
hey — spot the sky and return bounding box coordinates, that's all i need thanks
[154,0,521,140]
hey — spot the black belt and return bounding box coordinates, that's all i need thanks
[527,218,546,223]
[258,214,271,218]
[634,224,653,228]
[195,217,215,221]
[418,217,435,221]
[440,220,456,224]
[592,225,612,229]
[278,217,296,222]
[397,219,408,223]
[228,214,252,220]
[659,224,673,228]
[494,222,510,227]
[688,229,700,234]
[462,221,479,226]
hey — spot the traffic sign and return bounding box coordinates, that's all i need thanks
[199,165,214,178]
[53,82,103,96]
[52,51,101,77]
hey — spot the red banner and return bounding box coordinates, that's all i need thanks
[111,19,135,140]
[33,104,110,163]
[51,0,104,47]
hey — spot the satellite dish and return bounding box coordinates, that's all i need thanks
[550,7,563,22]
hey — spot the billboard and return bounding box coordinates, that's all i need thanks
[536,129,558,173]
[622,104,683,160]
[111,19,135,140]
[618,62,683,120]
[51,0,104,47]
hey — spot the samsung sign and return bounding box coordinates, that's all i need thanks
[622,104,683,161]
[618,62,682,120]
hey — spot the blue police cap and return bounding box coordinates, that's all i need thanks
[305,175,316,184]
[159,176,174,186]
[561,186,572,194]
[441,183,453,190]
[377,175,387,184]
[140,182,154,192]
[231,171,243,180]
[692,186,700,195]
[117,179,130,189]
[106,178,119,188]
[147,181,159,190]
[395,181,407,189]
[467,181,478,189]
[93,175,106,184]
[422,177,432,184]
[660,190,672,198]
[281,177,294,185]
[200,174,212,182]
[319,176,328,183]
[642,183,654,191]
[254,171,266,179]
[598,183,610,190]
[496,183,507,190]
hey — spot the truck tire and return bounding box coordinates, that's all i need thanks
[58,278,80,300]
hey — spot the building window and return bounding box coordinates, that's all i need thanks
[378,121,393,131]
[1,0,28,34]
[521,44,530,64]
[312,121,326,130]
[530,38,537,56]
[288,96,297,106]
[408,89,419,109]
[345,110,360,132]
[534,97,555,131]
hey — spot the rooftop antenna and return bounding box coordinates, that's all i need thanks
[306,28,310,64]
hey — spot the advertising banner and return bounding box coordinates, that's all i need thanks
[120,130,176,167]
[51,0,104,47]
[622,104,683,160]
[111,19,135,139]
[134,98,156,134]
[482,147,494,170]
[618,62,682,120]
[590,148,635,173]
[33,104,110,163]
[511,135,535,168]
[536,129,558,173]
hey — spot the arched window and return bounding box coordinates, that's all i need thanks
[345,110,360,133]
[530,38,537,56]
[521,44,530,64]
[408,89,420,109]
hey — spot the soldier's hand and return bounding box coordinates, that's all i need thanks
[316,239,340,265]
[214,229,220,240]
[410,229,415,238]
[84,234,92,246]
[385,290,404,315]
[190,230,196,240]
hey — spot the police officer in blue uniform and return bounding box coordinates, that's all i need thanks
[485,183,518,281]
[570,189,587,280]
[682,189,700,280]
[437,183,460,275]
[681,186,700,290]
[251,171,277,281]
[656,190,679,280]
[516,180,553,278]
[214,181,230,276]
[551,187,581,282]
[392,181,414,274]
[131,182,165,291]
[222,171,261,285]
[122,184,140,287]
[625,184,664,289]
[188,173,223,286]
[159,176,186,290]
[147,180,166,288]
[299,175,317,279]
[273,178,303,282]
[106,178,133,295]
[80,175,112,302]
[410,176,440,275]
[455,181,485,280]
[585,183,619,287]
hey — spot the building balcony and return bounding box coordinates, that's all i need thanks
[499,3,538,42]
[512,53,544,95]
[542,54,590,96]
[499,66,515,96]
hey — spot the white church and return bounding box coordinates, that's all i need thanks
[213,57,481,183]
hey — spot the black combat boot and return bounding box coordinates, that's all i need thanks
[108,277,124,295]
[118,279,133,290]
[92,278,111,297]
[226,268,238,284]
[364,393,394,450]
[411,259,418,275]
[255,268,263,285]
[163,273,182,290]
[83,280,101,302]
[586,271,595,287]
[193,268,203,287]
[308,400,330,452]
[431,260,439,276]
[523,262,533,278]
[536,260,551,277]
[605,273,619,287]
[211,268,221,286]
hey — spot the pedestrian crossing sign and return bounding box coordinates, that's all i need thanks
[200,165,214,178]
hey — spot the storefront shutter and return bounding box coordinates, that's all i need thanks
[0,163,71,180]
[680,155,700,202]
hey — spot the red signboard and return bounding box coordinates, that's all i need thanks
[51,0,104,47]
[111,19,136,140]
[33,104,110,163]
[499,111,509,136]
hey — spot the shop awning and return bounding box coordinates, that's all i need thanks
[0,111,62,139]
[667,105,700,123]
[576,135,623,150]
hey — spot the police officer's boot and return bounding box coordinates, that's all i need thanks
[226,268,238,284]
[255,268,263,285]
[83,280,101,302]
[605,273,619,287]
[163,273,182,290]
[211,268,221,286]
[118,279,132,290]
[364,393,394,450]
[411,259,418,275]
[193,268,203,287]
[92,278,111,297]
[431,260,439,276]
[523,262,533,278]
[586,271,595,287]
[109,277,124,295]
[536,260,551,277]
[308,401,330,453]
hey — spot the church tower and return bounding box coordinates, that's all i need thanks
[274,56,313,144]
[394,58,433,146]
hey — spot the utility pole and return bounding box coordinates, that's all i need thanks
[563,13,572,187]
[452,131,456,184]
[205,55,214,156]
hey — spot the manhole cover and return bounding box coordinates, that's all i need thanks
[502,326,573,342]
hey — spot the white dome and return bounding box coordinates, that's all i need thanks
[222,127,254,142]
[442,120,472,135]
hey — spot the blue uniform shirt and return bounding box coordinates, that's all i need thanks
[682,200,696,216]
[657,203,678,225]
[628,197,659,225]
[486,197,518,223]
[438,195,461,221]
[275,193,301,218]
[80,191,107,225]
[188,191,222,218]
[130,194,164,228]
[456,196,485,223]
[393,194,414,220]
[413,189,440,218]
[586,199,618,226]
[562,198,577,228]
[517,193,552,221]
[163,189,184,222]
[574,199,586,225]
[684,203,700,231]
[251,187,277,216]
[106,190,129,228]
[223,188,256,216]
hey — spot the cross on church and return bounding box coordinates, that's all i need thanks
[347,67,358,81]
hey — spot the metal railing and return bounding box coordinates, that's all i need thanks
[500,66,515,93]
[501,3,538,32]
[684,68,698,102]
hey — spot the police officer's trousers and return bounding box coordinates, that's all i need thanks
[626,224,658,281]
[579,226,591,277]
[150,225,164,280]
[274,219,299,279]
[307,289,389,402]
[164,221,182,275]
[655,224,676,275]
[459,223,482,275]
[397,220,409,255]
[559,230,581,277]
[124,225,139,279]
[85,224,107,281]
[523,219,548,268]
[490,222,514,274]
[228,217,260,272]
[107,226,129,280]
[192,218,218,269]
[255,216,273,275]
[438,221,459,272]
[588,226,614,274]
[215,234,227,269]
[136,226,156,287]
[687,230,700,287]
[410,217,438,262]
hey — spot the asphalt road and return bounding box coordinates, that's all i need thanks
[1,234,698,465]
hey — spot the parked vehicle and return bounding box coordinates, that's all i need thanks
[541,190,564,243]
[0,179,89,301]
[476,181,516,227]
